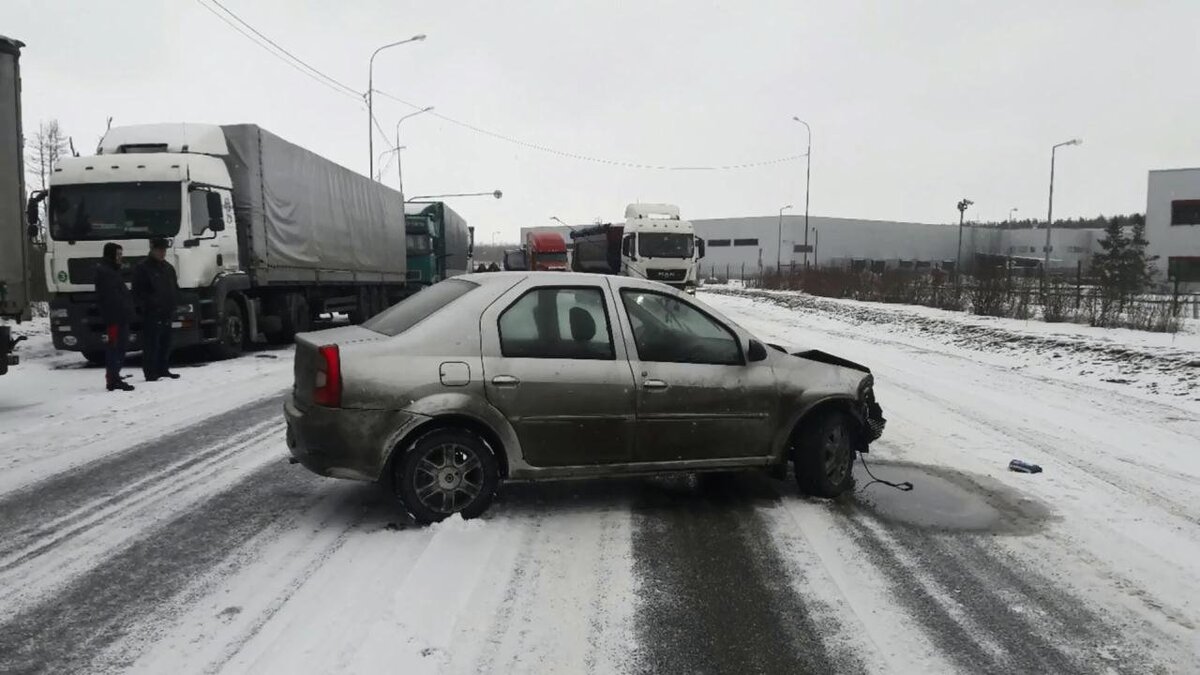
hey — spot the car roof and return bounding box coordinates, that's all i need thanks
[456,271,680,293]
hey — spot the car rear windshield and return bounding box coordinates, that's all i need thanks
[362,278,478,336]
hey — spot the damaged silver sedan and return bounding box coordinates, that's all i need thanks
[284,272,885,523]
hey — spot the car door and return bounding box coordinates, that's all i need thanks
[481,280,636,466]
[616,287,777,462]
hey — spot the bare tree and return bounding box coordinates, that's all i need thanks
[24,120,69,243]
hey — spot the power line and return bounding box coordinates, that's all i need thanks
[203,0,362,98]
[198,1,804,172]
[373,89,806,171]
[193,0,361,102]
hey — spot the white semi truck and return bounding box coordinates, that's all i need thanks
[1,35,29,375]
[29,123,409,363]
[570,203,705,293]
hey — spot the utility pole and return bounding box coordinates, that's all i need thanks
[776,205,792,272]
[956,198,973,279]
[792,117,813,268]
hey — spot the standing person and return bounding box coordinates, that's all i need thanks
[95,242,135,391]
[133,237,180,381]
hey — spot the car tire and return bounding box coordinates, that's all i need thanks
[395,429,500,524]
[792,409,856,498]
[82,350,106,366]
[209,298,245,360]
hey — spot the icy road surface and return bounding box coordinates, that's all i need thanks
[1,291,1198,674]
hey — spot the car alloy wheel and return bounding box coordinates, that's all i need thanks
[412,442,485,515]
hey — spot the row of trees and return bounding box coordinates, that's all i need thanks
[976,213,1145,231]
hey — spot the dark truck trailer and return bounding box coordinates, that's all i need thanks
[39,123,409,361]
[0,36,27,374]
[570,223,624,275]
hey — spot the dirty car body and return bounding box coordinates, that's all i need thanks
[284,272,885,522]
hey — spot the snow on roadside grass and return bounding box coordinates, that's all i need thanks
[0,317,294,496]
[703,286,1200,409]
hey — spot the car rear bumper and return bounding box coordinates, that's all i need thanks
[284,396,427,482]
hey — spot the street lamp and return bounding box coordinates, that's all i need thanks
[813,228,819,267]
[792,116,813,268]
[551,216,570,227]
[776,205,793,272]
[1044,138,1082,274]
[394,106,434,194]
[1009,207,1019,223]
[956,198,973,278]
[367,34,426,180]
[407,190,503,201]
[375,145,405,182]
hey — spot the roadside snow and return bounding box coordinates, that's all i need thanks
[0,317,293,496]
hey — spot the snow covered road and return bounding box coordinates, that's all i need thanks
[2,292,1198,674]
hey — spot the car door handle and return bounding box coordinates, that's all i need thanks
[491,375,520,387]
[643,379,668,391]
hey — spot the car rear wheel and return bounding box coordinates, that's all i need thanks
[793,409,856,498]
[396,429,499,524]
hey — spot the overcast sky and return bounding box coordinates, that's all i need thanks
[8,0,1200,242]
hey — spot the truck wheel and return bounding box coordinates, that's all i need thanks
[210,298,245,359]
[792,410,856,498]
[277,293,310,342]
[395,429,499,524]
[82,350,106,366]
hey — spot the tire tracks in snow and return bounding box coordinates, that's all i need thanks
[0,396,286,614]
[630,473,859,675]
[0,459,328,675]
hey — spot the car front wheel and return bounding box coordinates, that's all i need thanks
[396,429,499,524]
[793,409,856,498]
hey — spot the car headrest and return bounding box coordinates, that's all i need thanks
[569,306,596,341]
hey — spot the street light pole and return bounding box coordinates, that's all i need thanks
[407,190,503,201]
[394,106,434,194]
[1009,207,1019,223]
[776,205,793,272]
[1044,138,1082,275]
[792,117,812,268]
[813,228,819,267]
[367,34,426,180]
[956,198,973,278]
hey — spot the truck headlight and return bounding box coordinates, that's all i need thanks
[50,308,68,319]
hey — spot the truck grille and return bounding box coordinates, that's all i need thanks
[67,257,144,285]
[647,268,687,282]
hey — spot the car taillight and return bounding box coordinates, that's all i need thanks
[313,344,342,407]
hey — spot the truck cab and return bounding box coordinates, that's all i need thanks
[38,125,236,358]
[525,231,568,271]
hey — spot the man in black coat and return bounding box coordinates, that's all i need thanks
[95,242,135,391]
[133,237,180,381]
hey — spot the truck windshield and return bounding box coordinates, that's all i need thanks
[539,252,568,264]
[49,182,181,241]
[406,233,433,254]
[639,232,694,259]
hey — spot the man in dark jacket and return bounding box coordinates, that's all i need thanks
[95,242,135,391]
[133,237,180,381]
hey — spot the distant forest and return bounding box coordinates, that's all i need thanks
[974,213,1144,230]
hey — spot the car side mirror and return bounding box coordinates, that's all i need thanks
[747,339,767,362]
[206,192,225,231]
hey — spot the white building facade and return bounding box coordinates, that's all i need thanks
[1146,168,1200,290]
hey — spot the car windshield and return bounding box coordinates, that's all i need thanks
[362,278,477,336]
[48,182,181,241]
[638,232,694,259]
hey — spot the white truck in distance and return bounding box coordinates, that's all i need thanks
[570,203,705,293]
[31,123,410,363]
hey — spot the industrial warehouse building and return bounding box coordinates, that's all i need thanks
[523,167,1199,288]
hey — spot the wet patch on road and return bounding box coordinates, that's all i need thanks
[842,461,1055,535]
[631,472,861,675]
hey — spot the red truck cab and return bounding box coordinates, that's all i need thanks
[525,231,568,271]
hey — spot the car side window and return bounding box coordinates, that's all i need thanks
[619,290,742,365]
[499,287,615,360]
